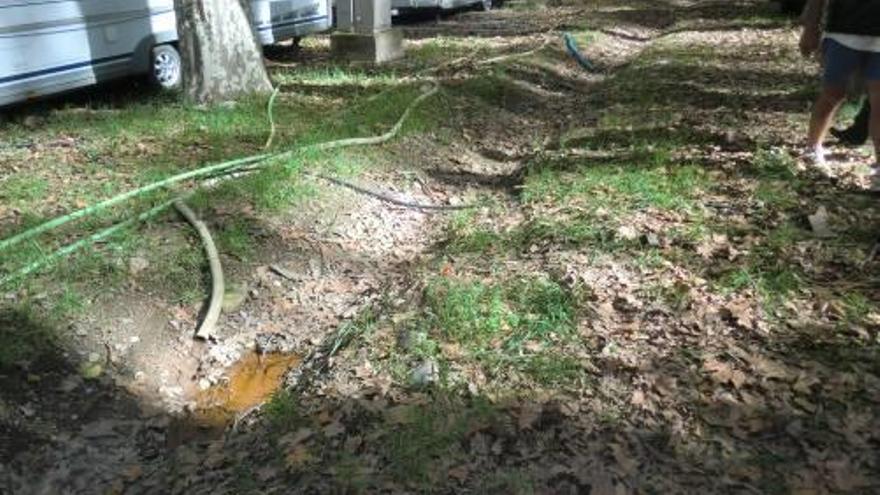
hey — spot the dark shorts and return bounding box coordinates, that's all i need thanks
[823,38,880,86]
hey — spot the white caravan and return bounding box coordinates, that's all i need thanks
[390,0,496,15]
[0,0,332,106]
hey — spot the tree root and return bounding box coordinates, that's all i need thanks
[173,199,224,340]
[263,86,280,150]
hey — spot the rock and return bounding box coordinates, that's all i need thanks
[58,375,83,393]
[808,206,834,238]
[642,232,661,247]
[22,115,42,129]
[80,362,103,380]
[128,256,149,276]
[410,359,439,386]
[616,225,639,241]
[255,332,296,354]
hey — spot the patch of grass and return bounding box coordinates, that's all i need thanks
[384,394,497,486]
[328,308,377,357]
[215,218,256,260]
[840,292,873,326]
[0,307,59,371]
[0,175,49,204]
[523,159,706,213]
[713,223,806,313]
[750,148,797,180]
[146,240,207,305]
[264,388,303,432]
[478,469,536,495]
[518,354,584,386]
[504,277,574,348]
[408,275,581,387]
[425,279,508,345]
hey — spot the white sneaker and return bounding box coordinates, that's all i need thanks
[803,147,832,175]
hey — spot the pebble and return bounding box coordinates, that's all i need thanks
[410,359,439,386]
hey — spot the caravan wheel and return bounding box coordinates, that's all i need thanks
[150,45,182,91]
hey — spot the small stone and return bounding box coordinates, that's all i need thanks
[80,362,103,380]
[616,225,639,241]
[87,352,101,363]
[410,359,439,386]
[128,256,150,275]
[58,375,83,393]
[22,115,41,129]
[129,336,140,344]
[642,233,661,247]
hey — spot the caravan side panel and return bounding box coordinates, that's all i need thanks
[0,0,175,106]
[251,0,332,45]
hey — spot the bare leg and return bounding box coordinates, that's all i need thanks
[808,85,848,149]
[868,81,880,162]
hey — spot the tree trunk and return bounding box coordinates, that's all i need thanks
[175,0,272,103]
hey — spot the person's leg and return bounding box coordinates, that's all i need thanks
[862,50,880,189]
[806,39,862,163]
[807,85,848,150]
[869,83,880,162]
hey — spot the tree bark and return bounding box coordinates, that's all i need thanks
[175,0,272,103]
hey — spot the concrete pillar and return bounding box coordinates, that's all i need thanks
[331,0,404,64]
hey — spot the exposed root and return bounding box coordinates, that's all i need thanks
[173,199,224,340]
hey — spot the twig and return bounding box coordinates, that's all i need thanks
[269,264,297,281]
[313,173,478,211]
[862,241,880,268]
[263,86,280,150]
[173,200,224,340]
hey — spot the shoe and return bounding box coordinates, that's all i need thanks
[802,147,832,175]
[830,127,869,146]
[867,162,880,177]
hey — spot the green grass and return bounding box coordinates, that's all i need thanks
[0,175,49,204]
[0,306,59,371]
[215,218,257,260]
[383,394,497,486]
[712,222,806,314]
[401,275,582,387]
[264,388,304,432]
[478,469,536,495]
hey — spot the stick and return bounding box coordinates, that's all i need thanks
[313,173,477,211]
[173,200,224,340]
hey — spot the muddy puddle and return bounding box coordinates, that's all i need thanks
[168,352,300,446]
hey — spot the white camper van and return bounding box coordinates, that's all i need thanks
[0,0,332,107]
[390,0,496,16]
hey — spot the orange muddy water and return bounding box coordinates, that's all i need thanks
[168,352,300,446]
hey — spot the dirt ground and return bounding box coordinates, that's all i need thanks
[2,0,880,494]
